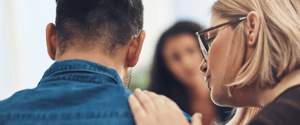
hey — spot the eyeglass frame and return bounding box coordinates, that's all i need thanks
[195,17,247,61]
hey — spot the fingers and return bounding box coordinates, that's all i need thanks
[128,95,146,119]
[133,89,156,113]
[159,95,181,111]
[143,91,181,111]
[191,113,203,125]
[128,89,191,125]
[144,91,165,105]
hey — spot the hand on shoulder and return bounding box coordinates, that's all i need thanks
[128,89,203,125]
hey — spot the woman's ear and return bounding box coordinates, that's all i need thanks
[46,23,58,60]
[126,30,146,67]
[245,11,261,48]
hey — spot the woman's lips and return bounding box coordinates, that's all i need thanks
[204,76,211,90]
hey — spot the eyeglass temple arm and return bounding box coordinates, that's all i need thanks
[197,17,246,35]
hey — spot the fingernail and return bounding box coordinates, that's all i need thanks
[143,90,148,92]
[135,88,142,92]
[160,98,165,103]
[129,94,134,98]
[199,114,202,119]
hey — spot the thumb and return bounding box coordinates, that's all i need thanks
[191,113,203,125]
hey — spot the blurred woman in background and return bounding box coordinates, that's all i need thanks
[146,21,232,125]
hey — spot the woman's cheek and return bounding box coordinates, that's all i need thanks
[208,34,233,106]
[208,39,231,80]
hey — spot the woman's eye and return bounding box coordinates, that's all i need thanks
[172,54,180,61]
[188,47,195,54]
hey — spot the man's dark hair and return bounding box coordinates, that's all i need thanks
[55,0,143,56]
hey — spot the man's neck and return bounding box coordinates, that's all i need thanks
[257,69,300,107]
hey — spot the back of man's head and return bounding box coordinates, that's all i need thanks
[55,0,143,56]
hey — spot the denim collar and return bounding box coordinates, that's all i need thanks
[39,59,123,86]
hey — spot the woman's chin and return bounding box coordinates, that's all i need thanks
[210,89,230,107]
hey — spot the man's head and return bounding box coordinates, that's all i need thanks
[46,0,145,87]
[55,0,143,56]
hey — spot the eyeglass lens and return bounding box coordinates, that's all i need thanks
[198,33,209,53]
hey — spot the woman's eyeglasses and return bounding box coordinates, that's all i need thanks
[195,17,246,61]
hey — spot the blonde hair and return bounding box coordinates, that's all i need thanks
[212,0,300,124]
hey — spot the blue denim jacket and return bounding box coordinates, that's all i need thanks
[0,59,191,125]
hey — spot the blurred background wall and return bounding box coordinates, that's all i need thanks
[0,0,217,100]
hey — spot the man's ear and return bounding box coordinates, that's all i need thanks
[46,23,58,60]
[126,30,146,67]
[245,11,261,48]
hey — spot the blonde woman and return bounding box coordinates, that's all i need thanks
[128,0,300,125]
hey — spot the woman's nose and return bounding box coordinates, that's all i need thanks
[199,59,207,73]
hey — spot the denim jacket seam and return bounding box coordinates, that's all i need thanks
[45,65,107,77]
[41,69,120,84]
[41,76,102,84]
